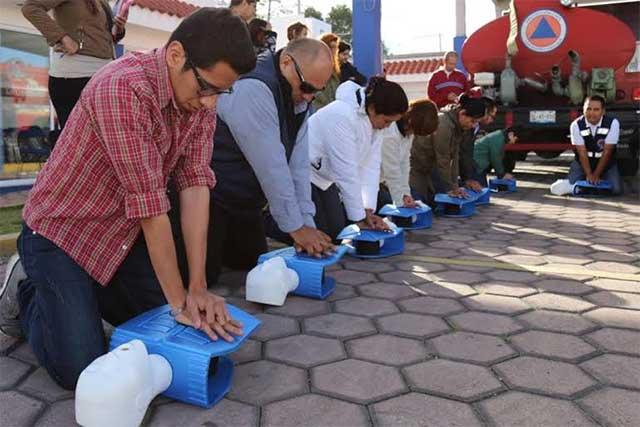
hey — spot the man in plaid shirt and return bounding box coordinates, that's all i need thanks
[0,8,256,390]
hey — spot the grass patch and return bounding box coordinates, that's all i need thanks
[0,205,23,235]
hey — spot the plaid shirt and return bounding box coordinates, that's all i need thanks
[23,48,216,285]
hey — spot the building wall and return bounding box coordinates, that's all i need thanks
[386,73,431,102]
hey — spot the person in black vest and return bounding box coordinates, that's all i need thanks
[338,41,366,86]
[200,38,334,284]
[568,95,622,195]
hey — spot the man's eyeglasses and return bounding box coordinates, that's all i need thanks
[288,54,323,95]
[187,57,233,97]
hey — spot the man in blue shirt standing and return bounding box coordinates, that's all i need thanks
[198,38,335,283]
[568,95,622,195]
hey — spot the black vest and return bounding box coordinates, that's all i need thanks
[574,115,616,170]
[211,50,305,209]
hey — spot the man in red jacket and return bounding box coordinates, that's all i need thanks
[427,51,470,109]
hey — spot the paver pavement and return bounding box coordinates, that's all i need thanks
[1,157,639,426]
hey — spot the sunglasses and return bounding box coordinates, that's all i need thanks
[187,57,233,97]
[288,54,323,95]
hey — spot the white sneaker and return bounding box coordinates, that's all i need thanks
[0,254,26,337]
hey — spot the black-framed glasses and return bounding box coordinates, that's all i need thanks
[288,54,323,95]
[186,57,233,97]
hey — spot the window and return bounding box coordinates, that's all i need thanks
[1,29,52,179]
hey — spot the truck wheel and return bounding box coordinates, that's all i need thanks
[535,151,562,159]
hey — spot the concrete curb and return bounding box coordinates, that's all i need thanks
[0,233,18,257]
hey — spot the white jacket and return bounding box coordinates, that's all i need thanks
[308,81,382,222]
[380,121,413,206]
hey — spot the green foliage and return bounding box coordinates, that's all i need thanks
[0,205,23,235]
[304,6,322,20]
[326,4,352,43]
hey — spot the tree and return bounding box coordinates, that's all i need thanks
[304,6,323,20]
[382,41,391,58]
[326,5,352,43]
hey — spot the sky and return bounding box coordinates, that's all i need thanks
[258,0,498,55]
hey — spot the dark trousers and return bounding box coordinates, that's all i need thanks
[17,224,165,390]
[48,76,91,130]
[312,184,347,241]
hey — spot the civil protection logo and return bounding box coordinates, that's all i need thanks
[520,9,567,53]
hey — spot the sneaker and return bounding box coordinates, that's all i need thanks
[0,254,26,337]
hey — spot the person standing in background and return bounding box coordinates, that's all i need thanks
[287,21,308,42]
[312,33,342,111]
[229,0,257,23]
[338,41,366,86]
[427,51,470,109]
[22,0,128,134]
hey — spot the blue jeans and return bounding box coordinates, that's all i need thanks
[17,224,166,389]
[567,160,622,195]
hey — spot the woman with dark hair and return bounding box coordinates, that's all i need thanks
[248,18,276,54]
[312,33,342,110]
[22,0,128,131]
[338,41,366,86]
[380,99,439,208]
[308,77,409,239]
[473,126,520,186]
[410,94,486,202]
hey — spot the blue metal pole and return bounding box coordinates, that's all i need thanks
[352,0,382,79]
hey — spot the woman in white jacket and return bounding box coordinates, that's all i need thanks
[379,99,439,208]
[308,77,409,239]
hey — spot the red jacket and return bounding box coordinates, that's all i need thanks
[427,68,470,109]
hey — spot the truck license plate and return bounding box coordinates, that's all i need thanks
[530,110,556,123]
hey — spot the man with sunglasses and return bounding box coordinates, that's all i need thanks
[0,9,256,389]
[204,38,335,283]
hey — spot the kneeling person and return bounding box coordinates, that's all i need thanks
[0,8,256,390]
[568,95,622,194]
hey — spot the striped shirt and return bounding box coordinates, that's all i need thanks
[23,48,216,285]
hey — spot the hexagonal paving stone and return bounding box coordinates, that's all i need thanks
[414,281,477,299]
[263,394,369,427]
[358,282,417,300]
[403,359,503,401]
[432,270,488,285]
[585,291,640,310]
[495,356,597,398]
[544,254,593,265]
[394,261,445,273]
[584,308,640,330]
[448,311,525,336]
[228,360,307,405]
[230,339,261,364]
[0,356,31,388]
[334,297,398,318]
[371,392,482,426]
[479,391,597,427]
[534,279,595,296]
[586,261,640,274]
[397,296,464,316]
[429,240,468,250]
[378,271,429,285]
[473,281,537,298]
[523,293,595,313]
[511,331,598,362]
[462,294,531,315]
[516,310,597,334]
[487,270,540,283]
[429,332,515,365]
[266,297,330,317]
[266,334,345,368]
[35,399,76,427]
[303,313,376,339]
[251,314,299,341]
[331,269,376,286]
[416,248,460,258]
[497,254,546,266]
[18,367,74,402]
[312,359,406,404]
[579,387,640,427]
[377,313,449,339]
[325,284,358,302]
[580,354,640,390]
[347,335,426,366]
[587,278,640,294]
[0,333,18,355]
[342,260,395,273]
[10,342,38,365]
[148,399,258,427]
[586,328,640,356]
[0,391,45,427]
[225,297,263,315]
